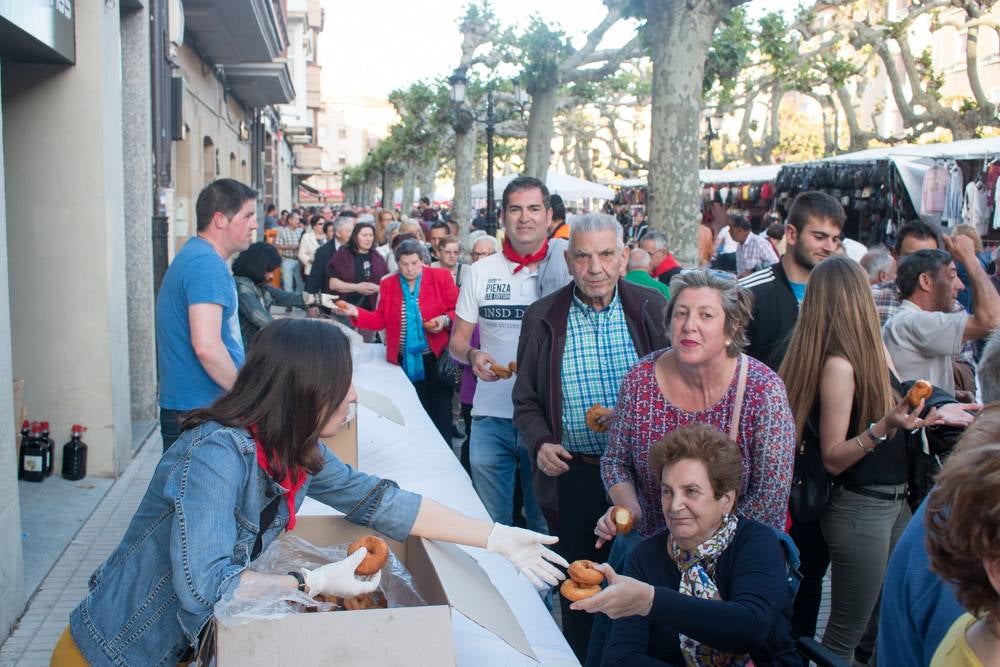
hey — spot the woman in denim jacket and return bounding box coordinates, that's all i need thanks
[52,319,567,666]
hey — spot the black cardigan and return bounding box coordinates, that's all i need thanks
[605,519,799,667]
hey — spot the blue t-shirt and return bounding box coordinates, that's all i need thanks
[878,500,963,667]
[789,280,806,303]
[155,237,244,410]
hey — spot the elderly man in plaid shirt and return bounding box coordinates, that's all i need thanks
[513,213,668,661]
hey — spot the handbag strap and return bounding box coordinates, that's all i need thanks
[251,494,282,561]
[729,354,749,442]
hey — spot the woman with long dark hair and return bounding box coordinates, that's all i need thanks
[54,319,566,666]
[232,242,333,347]
[327,221,388,311]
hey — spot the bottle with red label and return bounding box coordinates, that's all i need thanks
[61,424,88,481]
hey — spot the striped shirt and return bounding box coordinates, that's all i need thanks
[560,288,639,456]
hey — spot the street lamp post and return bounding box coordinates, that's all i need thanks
[449,69,527,238]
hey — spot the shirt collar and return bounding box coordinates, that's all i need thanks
[571,284,620,314]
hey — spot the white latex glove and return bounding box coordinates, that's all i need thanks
[302,548,382,598]
[486,523,568,590]
[318,293,338,310]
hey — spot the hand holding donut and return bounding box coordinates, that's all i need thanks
[486,523,568,590]
[595,503,642,549]
[569,563,655,619]
[302,548,382,599]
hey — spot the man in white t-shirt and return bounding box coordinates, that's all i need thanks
[449,176,571,533]
[883,235,1000,394]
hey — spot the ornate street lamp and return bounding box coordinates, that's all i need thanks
[449,68,527,237]
[703,113,724,169]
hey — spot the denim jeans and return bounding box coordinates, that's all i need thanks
[159,407,186,452]
[281,258,301,292]
[469,416,547,534]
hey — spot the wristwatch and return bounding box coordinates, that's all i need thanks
[865,423,889,446]
[288,570,306,593]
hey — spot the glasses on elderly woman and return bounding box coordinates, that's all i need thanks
[470,250,495,259]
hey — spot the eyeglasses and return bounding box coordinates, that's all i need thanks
[470,251,495,259]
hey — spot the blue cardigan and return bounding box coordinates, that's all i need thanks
[605,518,798,666]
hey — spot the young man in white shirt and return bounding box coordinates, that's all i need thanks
[449,177,571,533]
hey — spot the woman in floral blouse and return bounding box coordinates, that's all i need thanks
[596,270,796,546]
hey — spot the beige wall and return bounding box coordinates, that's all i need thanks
[2,1,132,477]
[171,44,254,247]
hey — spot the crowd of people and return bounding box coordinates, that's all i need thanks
[50,174,1000,666]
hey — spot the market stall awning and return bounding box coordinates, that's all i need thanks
[700,165,782,184]
[472,170,615,201]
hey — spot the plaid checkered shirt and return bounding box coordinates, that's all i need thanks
[275,226,302,259]
[560,288,639,456]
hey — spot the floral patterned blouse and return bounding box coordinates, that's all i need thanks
[601,349,795,534]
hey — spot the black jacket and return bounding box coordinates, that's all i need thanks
[740,261,799,372]
[512,280,669,529]
[305,240,336,293]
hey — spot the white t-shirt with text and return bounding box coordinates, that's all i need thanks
[456,253,540,419]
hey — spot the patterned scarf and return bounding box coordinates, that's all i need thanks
[667,514,750,667]
[400,272,427,381]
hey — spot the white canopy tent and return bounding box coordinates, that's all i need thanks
[472,170,615,201]
[606,164,783,189]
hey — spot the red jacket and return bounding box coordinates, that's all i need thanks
[353,267,459,365]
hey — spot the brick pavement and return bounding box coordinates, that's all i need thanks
[0,432,161,667]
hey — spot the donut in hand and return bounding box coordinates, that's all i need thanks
[906,380,932,408]
[586,404,613,433]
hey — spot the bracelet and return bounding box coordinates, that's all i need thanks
[855,437,874,455]
[288,570,306,592]
[466,348,480,365]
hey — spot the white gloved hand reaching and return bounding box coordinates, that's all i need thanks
[486,523,568,590]
[302,547,382,598]
[318,293,338,310]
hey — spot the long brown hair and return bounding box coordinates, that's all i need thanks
[779,256,894,439]
[183,318,353,477]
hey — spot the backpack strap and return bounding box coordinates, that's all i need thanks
[728,354,749,442]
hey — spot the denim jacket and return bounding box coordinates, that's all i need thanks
[69,421,421,666]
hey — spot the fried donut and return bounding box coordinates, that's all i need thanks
[560,578,601,602]
[491,362,513,379]
[334,299,350,312]
[423,320,436,331]
[342,590,388,611]
[612,506,635,535]
[906,379,932,408]
[585,404,613,433]
[508,361,517,373]
[347,535,389,575]
[567,560,605,587]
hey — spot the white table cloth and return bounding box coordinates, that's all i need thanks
[299,345,579,666]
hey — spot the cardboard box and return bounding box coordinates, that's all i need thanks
[320,418,357,469]
[214,516,535,666]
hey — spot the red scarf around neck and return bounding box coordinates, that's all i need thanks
[502,237,548,273]
[249,424,306,530]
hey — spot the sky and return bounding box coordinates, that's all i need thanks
[319,0,805,100]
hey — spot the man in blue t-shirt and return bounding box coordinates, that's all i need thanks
[155,178,258,450]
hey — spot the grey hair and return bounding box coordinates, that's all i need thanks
[980,330,1000,404]
[394,238,431,264]
[467,231,501,254]
[384,220,401,239]
[666,270,753,357]
[627,248,651,271]
[641,230,669,251]
[569,213,624,250]
[334,216,355,233]
[860,248,894,282]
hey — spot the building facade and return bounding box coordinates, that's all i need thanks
[0,0,296,642]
